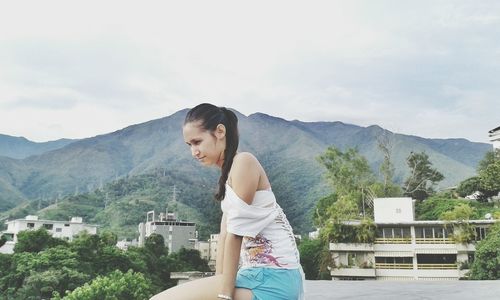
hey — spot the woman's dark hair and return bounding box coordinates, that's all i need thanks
[184,103,239,201]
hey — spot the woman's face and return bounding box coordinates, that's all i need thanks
[183,121,226,167]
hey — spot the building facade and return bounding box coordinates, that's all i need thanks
[329,198,496,280]
[0,215,98,254]
[138,211,196,253]
[489,126,500,149]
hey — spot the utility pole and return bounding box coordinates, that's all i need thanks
[172,185,178,203]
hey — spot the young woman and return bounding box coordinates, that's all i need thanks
[150,103,304,300]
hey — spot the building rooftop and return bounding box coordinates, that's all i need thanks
[305,280,500,300]
[489,126,500,134]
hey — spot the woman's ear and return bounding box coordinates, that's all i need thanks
[214,124,226,139]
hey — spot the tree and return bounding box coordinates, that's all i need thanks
[0,234,6,248]
[403,151,444,200]
[477,149,500,173]
[318,147,374,196]
[469,223,500,279]
[479,161,500,193]
[52,270,154,300]
[458,150,500,201]
[456,176,495,201]
[313,194,338,228]
[377,132,397,196]
[14,228,67,253]
[298,238,329,280]
[317,147,375,216]
[144,233,168,258]
[440,204,475,243]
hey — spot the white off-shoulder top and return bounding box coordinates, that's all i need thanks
[220,184,301,270]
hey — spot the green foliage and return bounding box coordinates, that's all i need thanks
[317,146,378,220]
[470,223,500,280]
[377,132,397,196]
[479,161,500,192]
[53,270,154,300]
[0,234,6,248]
[327,194,359,223]
[298,238,330,280]
[440,203,475,221]
[356,218,376,243]
[318,147,374,196]
[315,146,386,246]
[440,203,476,243]
[477,149,500,173]
[416,197,500,221]
[403,151,444,200]
[456,176,482,197]
[168,247,211,272]
[144,233,168,257]
[369,182,403,198]
[321,219,376,244]
[457,150,500,201]
[14,228,68,253]
[313,193,337,228]
[0,229,213,298]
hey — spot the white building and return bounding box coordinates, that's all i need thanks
[0,215,98,254]
[138,211,196,253]
[489,126,500,149]
[116,238,139,251]
[329,198,496,280]
[194,240,210,260]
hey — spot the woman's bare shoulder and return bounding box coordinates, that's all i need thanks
[233,152,258,163]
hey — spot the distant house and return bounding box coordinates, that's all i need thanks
[0,215,98,254]
[138,211,197,253]
[329,198,496,281]
[489,126,500,149]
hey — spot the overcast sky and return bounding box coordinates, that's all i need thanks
[0,0,498,143]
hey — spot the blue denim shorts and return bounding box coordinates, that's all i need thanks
[235,267,303,300]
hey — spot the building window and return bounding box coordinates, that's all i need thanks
[27,223,35,229]
[475,227,488,241]
[43,224,54,230]
[379,227,411,239]
[64,224,70,227]
[3,233,14,241]
[417,254,456,264]
[56,228,62,233]
[347,253,358,267]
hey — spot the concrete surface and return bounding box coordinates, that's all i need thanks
[305,280,500,300]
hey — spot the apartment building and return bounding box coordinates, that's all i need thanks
[489,126,500,149]
[138,211,196,253]
[0,215,98,254]
[329,197,496,280]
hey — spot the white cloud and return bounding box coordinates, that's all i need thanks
[0,0,498,143]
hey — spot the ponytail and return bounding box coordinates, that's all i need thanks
[184,104,239,201]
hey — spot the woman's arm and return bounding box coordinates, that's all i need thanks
[219,232,243,297]
[215,213,227,275]
[218,152,262,297]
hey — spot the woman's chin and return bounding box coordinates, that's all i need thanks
[199,160,211,166]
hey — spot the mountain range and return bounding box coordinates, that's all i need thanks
[0,109,492,235]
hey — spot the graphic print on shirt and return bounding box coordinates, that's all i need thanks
[242,234,287,267]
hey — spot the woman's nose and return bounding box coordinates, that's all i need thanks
[191,147,199,157]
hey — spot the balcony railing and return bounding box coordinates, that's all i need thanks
[375,238,412,244]
[415,238,454,244]
[375,263,413,269]
[417,263,457,270]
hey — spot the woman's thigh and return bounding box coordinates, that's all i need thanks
[150,275,253,300]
